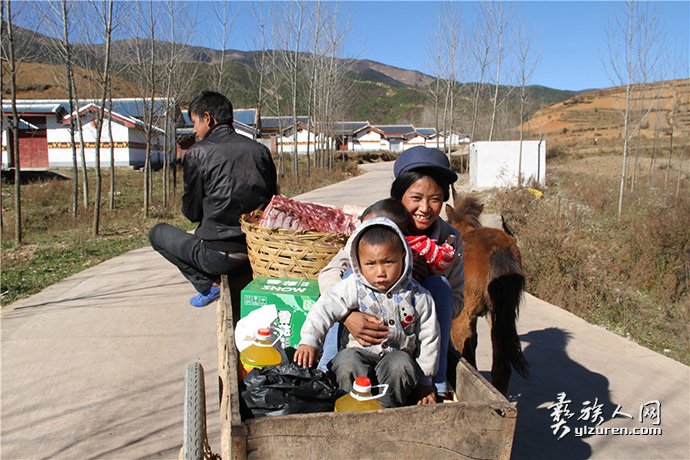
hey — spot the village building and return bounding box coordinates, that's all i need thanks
[349,123,385,151]
[374,124,416,152]
[233,108,259,131]
[1,100,68,169]
[2,98,176,169]
[436,130,471,150]
[416,127,442,148]
[402,129,428,150]
[329,121,370,151]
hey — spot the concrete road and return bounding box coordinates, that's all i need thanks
[2,162,688,459]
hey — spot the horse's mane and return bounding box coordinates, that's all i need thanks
[449,193,484,232]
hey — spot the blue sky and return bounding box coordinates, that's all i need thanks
[194,1,689,91]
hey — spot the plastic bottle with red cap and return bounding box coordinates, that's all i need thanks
[239,328,283,378]
[334,376,388,412]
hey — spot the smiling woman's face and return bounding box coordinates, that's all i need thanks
[401,176,444,233]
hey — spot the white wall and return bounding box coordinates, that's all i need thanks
[469,140,546,189]
[1,129,8,168]
[277,127,318,154]
[48,115,164,167]
[388,139,404,152]
[403,134,426,150]
[352,129,383,152]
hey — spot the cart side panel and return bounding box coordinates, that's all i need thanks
[455,357,507,404]
[244,401,516,460]
[218,275,250,460]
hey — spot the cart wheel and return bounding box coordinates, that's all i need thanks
[183,362,208,460]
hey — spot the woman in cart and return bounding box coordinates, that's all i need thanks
[318,146,464,401]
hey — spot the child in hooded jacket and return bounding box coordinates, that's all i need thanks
[294,217,440,407]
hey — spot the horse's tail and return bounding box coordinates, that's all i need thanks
[488,245,529,378]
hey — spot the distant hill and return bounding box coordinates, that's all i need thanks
[5,24,579,127]
[521,79,690,153]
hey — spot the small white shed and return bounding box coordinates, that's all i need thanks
[469,140,546,189]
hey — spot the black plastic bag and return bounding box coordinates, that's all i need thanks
[241,363,338,418]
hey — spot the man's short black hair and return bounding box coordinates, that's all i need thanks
[361,198,412,235]
[188,90,234,125]
[357,225,405,255]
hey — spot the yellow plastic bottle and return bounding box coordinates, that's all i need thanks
[239,328,283,378]
[334,376,383,412]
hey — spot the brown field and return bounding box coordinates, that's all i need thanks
[2,61,141,99]
[523,79,690,154]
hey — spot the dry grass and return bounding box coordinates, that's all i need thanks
[487,155,690,365]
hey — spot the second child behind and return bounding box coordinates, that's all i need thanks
[294,217,440,407]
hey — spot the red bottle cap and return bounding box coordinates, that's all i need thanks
[353,376,372,393]
[256,328,271,339]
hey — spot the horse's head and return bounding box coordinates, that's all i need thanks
[445,191,484,235]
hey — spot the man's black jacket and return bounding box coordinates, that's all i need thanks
[182,124,277,252]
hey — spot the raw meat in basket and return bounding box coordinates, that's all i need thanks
[259,195,359,235]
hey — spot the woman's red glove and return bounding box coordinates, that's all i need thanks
[405,235,455,272]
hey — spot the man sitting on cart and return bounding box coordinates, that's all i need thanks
[149,90,278,307]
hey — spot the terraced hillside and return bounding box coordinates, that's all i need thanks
[522,78,690,154]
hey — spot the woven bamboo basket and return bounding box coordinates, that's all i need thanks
[240,209,348,279]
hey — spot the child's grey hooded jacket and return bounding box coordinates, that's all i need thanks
[300,217,440,381]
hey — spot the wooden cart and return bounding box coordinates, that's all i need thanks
[181,275,517,460]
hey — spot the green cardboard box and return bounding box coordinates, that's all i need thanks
[240,276,320,349]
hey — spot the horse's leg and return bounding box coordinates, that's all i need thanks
[450,292,481,369]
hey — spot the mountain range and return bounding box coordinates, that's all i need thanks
[4,24,579,128]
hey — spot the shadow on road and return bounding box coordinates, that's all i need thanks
[508,327,616,460]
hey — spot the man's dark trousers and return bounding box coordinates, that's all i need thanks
[149,223,250,294]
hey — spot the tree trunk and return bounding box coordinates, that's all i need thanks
[616,4,634,219]
[108,90,115,210]
[93,0,114,237]
[488,20,503,142]
[61,0,80,219]
[6,0,22,244]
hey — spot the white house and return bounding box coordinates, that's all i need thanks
[351,124,386,151]
[402,130,428,150]
[329,121,369,151]
[55,103,167,168]
[276,122,320,155]
[374,125,416,152]
[435,131,470,150]
[469,140,546,189]
[2,98,176,169]
[2,100,67,168]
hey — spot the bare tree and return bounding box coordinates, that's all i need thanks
[303,0,325,177]
[3,0,22,243]
[84,0,114,236]
[468,4,493,142]
[314,11,350,170]
[425,24,444,149]
[0,0,5,234]
[250,1,269,141]
[280,0,307,176]
[606,0,664,217]
[487,1,510,141]
[127,0,160,217]
[52,0,82,217]
[212,0,236,96]
[515,24,539,187]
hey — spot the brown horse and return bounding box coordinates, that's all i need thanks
[445,193,528,395]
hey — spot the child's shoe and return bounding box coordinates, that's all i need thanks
[189,286,221,307]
